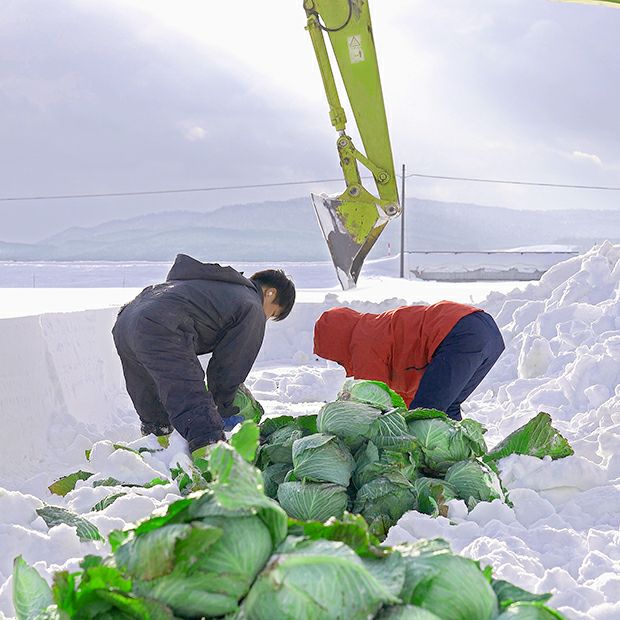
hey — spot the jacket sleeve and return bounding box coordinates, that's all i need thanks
[206,304,266,414]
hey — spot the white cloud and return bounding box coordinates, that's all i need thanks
[184,125,207,142]
[571,150,603,166]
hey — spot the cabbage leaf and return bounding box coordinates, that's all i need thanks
[292,433,355,486]
[277,481,348,522]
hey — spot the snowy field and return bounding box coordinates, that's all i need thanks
[1,244,619,619]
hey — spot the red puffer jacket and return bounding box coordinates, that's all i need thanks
[313,301,481,405]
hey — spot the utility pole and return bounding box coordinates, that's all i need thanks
[400,163,406,278]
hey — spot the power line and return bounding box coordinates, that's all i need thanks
[0,171,619,203]
[0,177,350,203]
[405,172,620,191]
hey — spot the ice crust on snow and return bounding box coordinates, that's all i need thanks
[1,243,620,619]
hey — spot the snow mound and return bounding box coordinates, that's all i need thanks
[388,243,620,619]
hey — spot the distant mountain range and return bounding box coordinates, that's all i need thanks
[1,197,618,261]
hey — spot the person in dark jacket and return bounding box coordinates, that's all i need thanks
[112,254,295,453]
[313,301,504,420]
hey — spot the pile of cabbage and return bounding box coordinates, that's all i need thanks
[257,380,573,537]
[14,434,568,620]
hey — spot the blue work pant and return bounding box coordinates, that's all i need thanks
[409,311,505,420]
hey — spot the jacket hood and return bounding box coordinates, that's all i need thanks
[167,254,258,291]
[313,307,362,372]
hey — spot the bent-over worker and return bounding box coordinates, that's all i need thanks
[313,301,504,420]
[113,254,295,453]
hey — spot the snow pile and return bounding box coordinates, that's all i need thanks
[386,242,620,619]
[0,243,619,619]
[0,434,189,619]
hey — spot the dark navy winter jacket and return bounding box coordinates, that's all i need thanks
[120,254,266,415]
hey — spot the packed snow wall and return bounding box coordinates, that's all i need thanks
[0,309,130,486]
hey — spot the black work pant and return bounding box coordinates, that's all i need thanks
[112,305,224,451]
[409,311,505,420]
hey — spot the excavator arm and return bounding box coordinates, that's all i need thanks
[303,0,399,289]
[303,0,618,289]
[560,1,618,4]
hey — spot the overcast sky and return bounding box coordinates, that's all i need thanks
[1,0,619,242]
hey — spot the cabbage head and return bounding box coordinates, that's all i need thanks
[257,424,305,465]
[444,460,504,508]
[128,516,272,617]
[412,477,458,518]
[397,539,498,620]
[277,481,348,522]
[354,471,416,538]
[407,418,487,473]
[114,442,287,618]
[233,384,264,424]
[317,400,382,450]
[261,462,291,499]
[338,379,407,411]
[353,442,418,490]
[375,605,443,620]
[292,433,355,486]
[367,410,419,452]
[240,537,400,620]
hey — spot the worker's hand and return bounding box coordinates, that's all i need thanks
[223,415,244,432]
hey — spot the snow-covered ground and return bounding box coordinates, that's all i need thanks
[1,244,619,619]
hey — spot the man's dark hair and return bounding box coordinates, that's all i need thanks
[250,269,296,321]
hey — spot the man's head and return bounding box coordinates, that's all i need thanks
[250,269,296,321]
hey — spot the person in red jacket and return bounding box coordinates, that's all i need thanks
[313,301,505,420]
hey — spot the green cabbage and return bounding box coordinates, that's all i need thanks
[375,605,443,619]
[233,384,264,423]
[130,516,272,617]
[397,539,498,620]
[277,481,348,522]
[317,400,382,450]
[338,379,407,411]
[114,442,287,618]
[257,424,305,465]
[257,415,317,466]
[407,418,486,473]
[353,443,419,490]
[444,460,504,508]
[259,414,318,438]
[292,433,355,486]
[367,410,419,452]
[240,537,399,619]
[354,472,416,537]
[412,477,459,517]
[261,462,291,498]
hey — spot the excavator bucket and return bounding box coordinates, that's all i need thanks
[312,192,390,289]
